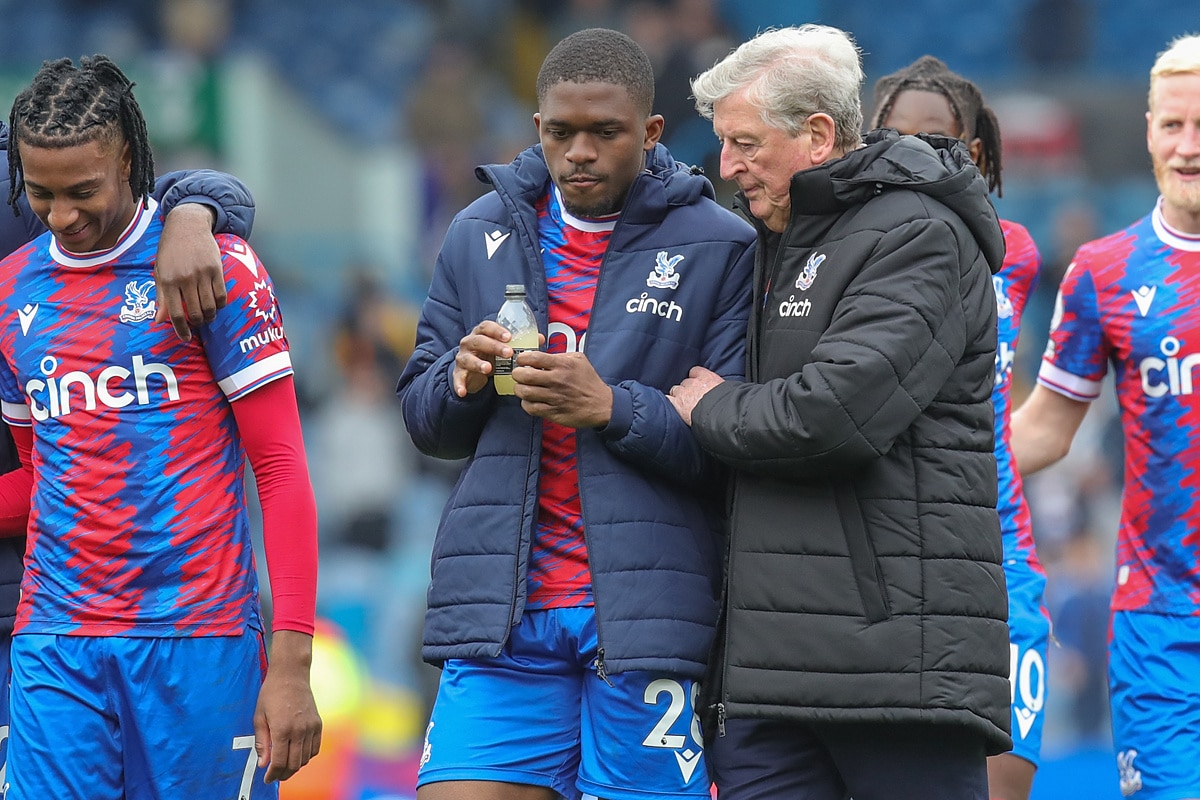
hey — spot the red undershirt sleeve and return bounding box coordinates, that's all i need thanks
[230,374,318,635]
[0,425,33,536]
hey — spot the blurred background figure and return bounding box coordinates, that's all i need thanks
[1044,524,1113,747]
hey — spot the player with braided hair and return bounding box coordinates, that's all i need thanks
[0,58,256,791]
[871,55,1005,195]
[7,55,157,207]
[871,55,1047,800]
[0,55,320,800]
[2,55,242,339]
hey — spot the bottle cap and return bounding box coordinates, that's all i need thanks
[504,284,526,295]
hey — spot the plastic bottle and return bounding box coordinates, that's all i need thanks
[493,284,538,396]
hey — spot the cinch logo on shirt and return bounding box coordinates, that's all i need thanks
[26,354,179,421]
[1139,336,1200,398]
[546,321,585,353]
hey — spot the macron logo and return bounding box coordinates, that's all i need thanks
[1132,285,1156,317]
[674,748,702,783]
[484,230,511,260]
[228,241,259,277]
[18,303,38,335]
[1015,707,1038,739]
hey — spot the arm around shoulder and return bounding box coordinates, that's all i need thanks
[154,169,255,238]
[153,169,256,339]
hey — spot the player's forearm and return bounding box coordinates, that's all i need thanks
[1010,426,1067,476]
[268,629,314,671]
[162,201,217,233]
[1010,386,1087,476]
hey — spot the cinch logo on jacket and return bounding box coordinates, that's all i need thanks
[626,292,684,322]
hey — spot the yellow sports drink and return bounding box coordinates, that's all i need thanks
[494,284,538,396]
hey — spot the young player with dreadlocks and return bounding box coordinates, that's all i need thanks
[872,55,1047,800]
[0,55,320,800]
[0,61,256,791]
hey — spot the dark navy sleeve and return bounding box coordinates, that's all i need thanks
[0,182,48,258]
[1,123,49,254]
[152,169,255,238]
[396,215,497,460]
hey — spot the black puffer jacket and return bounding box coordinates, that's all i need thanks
[691,129,1012,754]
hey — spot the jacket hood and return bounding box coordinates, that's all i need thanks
[477,141,715,215]
[789,128,1006,274]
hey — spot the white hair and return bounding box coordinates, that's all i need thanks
[691,25,865,152]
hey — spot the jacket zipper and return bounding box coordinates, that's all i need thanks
[495,166,552,659]
[712,199,791,727]
[581,171,645,685]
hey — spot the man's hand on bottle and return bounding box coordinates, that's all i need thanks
[454,320,515,397]
[510,350,613,428]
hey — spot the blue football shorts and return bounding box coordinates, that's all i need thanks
[1003,563,1050,766]
[6,630,276,800]
[417,606,711,800]
[1109,610,1200,800]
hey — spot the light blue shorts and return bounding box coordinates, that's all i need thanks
[1004,564,1050,766]
[1109,610,1200,800]
[7,630,275,800]
[418,606,710,800]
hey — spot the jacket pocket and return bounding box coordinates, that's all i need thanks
[832,484,892,624]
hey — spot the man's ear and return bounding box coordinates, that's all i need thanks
[807,113,838,164]
[120,140,132,183]
[644,114,665,151]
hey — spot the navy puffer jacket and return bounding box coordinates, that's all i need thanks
[397,143,756,678]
